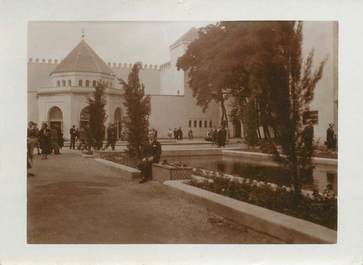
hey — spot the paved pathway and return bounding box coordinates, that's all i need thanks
[27,151,282,244]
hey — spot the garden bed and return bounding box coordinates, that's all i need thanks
[189,169,337,230]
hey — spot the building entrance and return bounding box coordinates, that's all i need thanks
[48,106,63,132]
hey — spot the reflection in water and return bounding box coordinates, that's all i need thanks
[164,155,337,193]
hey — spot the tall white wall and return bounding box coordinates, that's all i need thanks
[303,21,338,142]
[160,43,186,95]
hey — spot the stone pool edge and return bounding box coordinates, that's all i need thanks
[164,179,337,244]
[94,158,141,179]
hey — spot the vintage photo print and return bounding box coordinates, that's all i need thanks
[26,21,338,245]
[1,0,363,264]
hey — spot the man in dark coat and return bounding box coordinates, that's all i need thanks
[50,126,60,154]
[139,129,162,183]
[39,123,51,159]
[69,125,77,149]
[326,123,336,150]
[217,126,227,147]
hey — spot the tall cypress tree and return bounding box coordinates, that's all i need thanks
[120,63,151,159]
[87,81,107,150]
[268,22,326,204]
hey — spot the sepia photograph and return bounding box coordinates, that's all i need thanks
[26,20,338,244]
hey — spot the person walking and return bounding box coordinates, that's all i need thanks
[57,126,64,151]
[188,128,193,139]
[138,129,162,183]
[50,126,60,154]
[39,123,51,160]
[69,125,77,150]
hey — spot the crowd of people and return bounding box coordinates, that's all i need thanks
[27,122,64,160]
[27,121,65,175]
[205,126,227,147]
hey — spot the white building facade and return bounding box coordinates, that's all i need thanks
[28,22,338,141]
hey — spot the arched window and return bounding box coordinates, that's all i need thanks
[193,120,197,128]
[199,120,202,128]
[79,80,83,87]
[204,120,208,128]
[62,80,66,87]
[209,120,213,128]
[48,106,63,121]
[93,80,96,87]
[57,80,60,87]
[86,80,90,87]
[188,120,192,128]
[68,80,72,87]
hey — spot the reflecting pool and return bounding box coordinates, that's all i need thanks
[163,155,337,193]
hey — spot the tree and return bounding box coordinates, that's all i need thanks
[266,22,326,204]
[119,63,151,159]
[177,24,233,126]
[87,81,107,150]
[178,21,326,204]
[177,22,270,139]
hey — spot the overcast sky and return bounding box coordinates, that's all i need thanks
[28,21,212,65]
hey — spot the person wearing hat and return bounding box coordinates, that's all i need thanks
[326,123,336,150]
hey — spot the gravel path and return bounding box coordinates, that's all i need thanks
[27,151,283,244]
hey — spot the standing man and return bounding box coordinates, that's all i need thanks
[217,125,227,147]
[326,123,336,150]
[138,129,162,183]
[188,128,193,139]
[69,125,77,150]
[50,126,60,154]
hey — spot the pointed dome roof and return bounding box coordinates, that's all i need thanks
[51,39,113,75]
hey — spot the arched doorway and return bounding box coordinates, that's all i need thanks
[48,106,63,132]
[114,107,122,140]
[80,106,90,128]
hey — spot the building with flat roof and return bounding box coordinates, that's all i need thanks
[28,22,338,142]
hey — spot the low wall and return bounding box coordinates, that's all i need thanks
[164,180,337,244]
[94,158,141,179]
[152,163,192,182]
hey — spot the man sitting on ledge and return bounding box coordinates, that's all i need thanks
[139,129,162,184]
